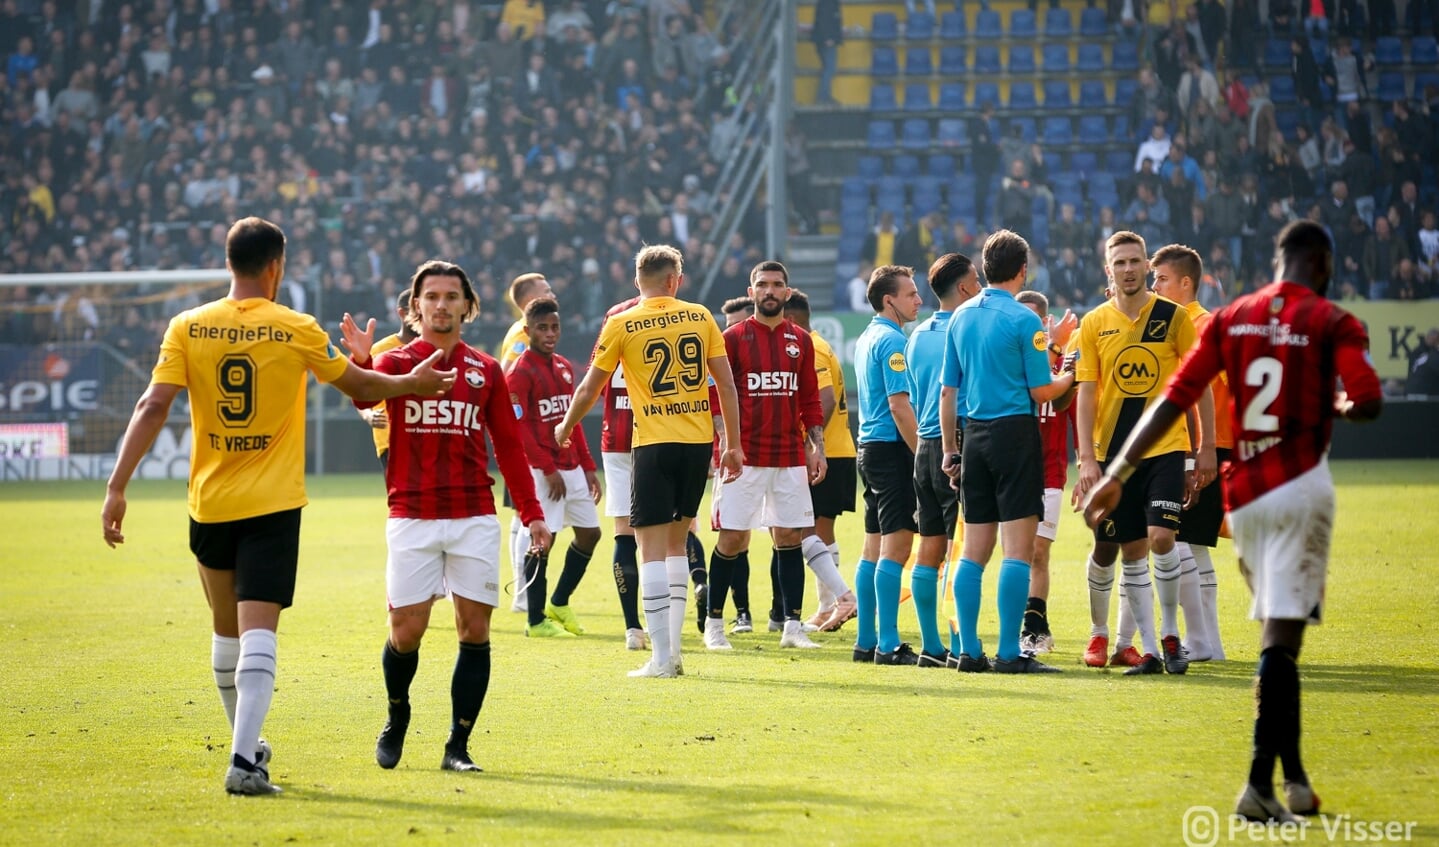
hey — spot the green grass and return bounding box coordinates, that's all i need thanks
[2,461,1437,846]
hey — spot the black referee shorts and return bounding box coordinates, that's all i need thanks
[858,441,918,536]
[630,442,712,528]
[810,456,857,519]
[913,437,958,538]
[1094,451,1187,544]
[190,507,303,608]
[1178,447,1231,547]
[960,415,1044,524]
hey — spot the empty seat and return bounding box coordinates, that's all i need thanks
[900,118,931,149]
[1268,76,1296,103]
[1416,72,1439,95]
[1043,43,1070,73]
[1079,79,1107,107]
[1070,151,1098,175]
[1112,113,1130,141]
[1374,36,1403,65]
[1044,80,1072,107]
[867,120,896,149]
[905,11,936,39]
[1112,40,1139,70]
[905,48,933,76]
[1042,116,1072,144]
[926,154,957,179]
[913,178,944,216]
[1104,149,1132,173]
[1008,45,1035,73]
[940,11,966,38]
[948,177,977,215]
[1010,116,1036,142]
[1264,38,1291,67]
[1114,77,1138,104]
[1077,43,1105,72]
[1044,8,1073,36]
[903,83,932,111]
[855,156,884,181]
[1413,36,1439,64]
[869,85,898,111]
[974,45,1001,73]
[872,46,899,76]
[938,82,965,110]
[972,82,1000,108]
[892,154,921,178]
[1080,6,1109,35]
[1377,71,1407,101]
[940,45,967,75]
[1078,115,1108,144]
[1010,8,1036,37]
[974,9,1002,37]
[871,12,899,40]
[1009,82,1037,109]
[937,117,967,145]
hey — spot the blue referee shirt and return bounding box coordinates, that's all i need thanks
[854,315,910,443]
[906,310,951,439]
[941,287,1053,421]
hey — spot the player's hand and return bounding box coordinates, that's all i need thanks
[1333,390,1354,419]
[554,423,572,449]
[942,450,962,480]
[340,313,376,364]
[1194,445,1217,491]
[1183,469,1199,509]
[584,469,602,504]
[807,451,828,485]
[527,520,553,555]
[543,471,566,501]
[408,350,456,396]
[366,407,388,429]
[1049,309,1078,351]
[101,489,127,548]
[719,447,744,483]
[1072,457,1102,506]
[1080,476,1122,527]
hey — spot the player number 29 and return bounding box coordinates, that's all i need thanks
[216,354,257,427]
[1242,356,1282,433]
[643,332,705,397]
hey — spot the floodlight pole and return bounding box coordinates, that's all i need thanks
[766,0,797,260]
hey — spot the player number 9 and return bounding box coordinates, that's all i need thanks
[216,354,257,427]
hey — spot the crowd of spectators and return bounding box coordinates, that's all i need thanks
[0,0,769,365]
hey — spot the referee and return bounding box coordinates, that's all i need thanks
[938,230,1076,674]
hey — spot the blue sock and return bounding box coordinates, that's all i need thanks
[955,559,985,658]
[875,558,904,653]
[911,565,942,656]
[854,559,878,650]
[997,558,1032,661]
[948,568,962,655]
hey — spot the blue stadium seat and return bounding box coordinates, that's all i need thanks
[1043,44,1070,73]
[1275,108,1300,138]
[940,46,967,75]
[1010,9,1037,38]
[905,48,933,76]
[841,176,870,200]
[905,12,936,39]
[913,178,944,216]
[876,188,907,221]
[1077,43,1105,72]
[927,154,957,179]
[1009,82,1037,109]
[1078,115,1108,144]
[869,85,898,111]
[1009,45,1035,73]
[1070,151,1098,176]
[940,11,967,38]
[1264,38,1291,67]
[1010,117,1036,141]
[1080,6,1109,35]
[938,83,965,110]
[1044,151,1062,173]
[856,156,884,181]
[839,210,869,241]
[871,12,899,40]
[1112,41,1139,70]
[900,118,931,149]
[974,9,1002,38]
[948,177,977,216]
[1114,78,1138,105]
[867,120,896,149]
[1044,80,1072,107]
[1043,116,1072,144]
[1044,8,1073,36]
[1089,172,1118,197]
[937,117,967,145]
[1377,72,1407,101]
[903,83,932,111]
[1413,36,1439,64]
[876,175,907,200]
[892,154,921,178]
[1052,173,1083,204]
[1269,76,1296,104]
[1374,36,1403,65]
[1029,214,1050,252]
[972,82,1000,108]
[1079,79,1107,107]
[872,46,899,76]
[1416,72,1439,96]
[973,45,1001,73]
[1112,113,1130,141]
[1105,150,1132,173]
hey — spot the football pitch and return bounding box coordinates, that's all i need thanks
[3,459,1437,846]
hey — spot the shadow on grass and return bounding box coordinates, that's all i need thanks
[1088,659,1439,696]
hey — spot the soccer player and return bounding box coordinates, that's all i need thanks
[852,264,923,665]
[1014,290,1078,654]
[938,230,1075,674]
[784,290,859,633]
[500,272,556,612]
[1082,220,1381,822]
[1150,244,1231,661]
[102,217,457,795]
[358,289,417,469]
[507,296,602,639]
[556,245,743,678]
[714,295,760,631]
[704,261,826,651]
[347,259,553,774]
[905,253,982,667]
[1072,231,1210,676]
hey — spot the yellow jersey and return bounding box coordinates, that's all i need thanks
[152,297,349,522]
[499,319,528,371]
[1075,294,1197,462]
[1183,300,1235,450]
[811,330,856,459]
[367,332,405,457]
[590,296,726,447]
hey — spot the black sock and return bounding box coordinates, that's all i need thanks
[382,640,419,714]
[707,549,736,618]
[449,641,491,751]
[1024,597,1049,635]
[613,535,641,630]
[1249,645,1304,793]
[525,549,548,627]
[776,544,806,621]
[732,550,751,614]
[686,532,707,585]
[769,550,783,622]
[550,543,593,606]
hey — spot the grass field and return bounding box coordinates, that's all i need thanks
[3,459,1437,846]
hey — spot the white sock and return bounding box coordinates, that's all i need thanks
[1117,585,1136,649]
[212,634,240,728]
[666,555,689,661]
[1152,547,1182,640]
[639,561,672,668]
[1193,545,1225,658]
[509,516,529,603]
[803,534,848,608]
[231,629,277,769]
[1121,557,1158,657]
[1086,555,1114,638]
[1175,543,1207,651]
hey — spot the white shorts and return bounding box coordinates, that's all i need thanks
[1229,460,1334,624]
[386,515,501,609]
[712,465,814,531]
[532,466,600,532]
[1036,487,1062,542]
[601,452,631,518]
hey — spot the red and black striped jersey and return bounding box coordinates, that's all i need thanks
[599,296,641,453]
[1038,353,1076,490]
[724,316,822,468]
[508,348,597,475]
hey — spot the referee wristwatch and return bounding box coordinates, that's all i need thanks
[1047,342,1064,357]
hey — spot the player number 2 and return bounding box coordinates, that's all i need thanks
[644,333,705,397]
[1242,356,1282,433]
[216,354,256,427]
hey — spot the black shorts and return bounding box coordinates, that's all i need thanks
[810,456,857,519]
[960,415,1044,524]
[857,441,918,536]
[1178,447,1231,547]
[1094,451,1186,544]
[190,508,303,608]
[631,442,712,528]
[913,437,959,538]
